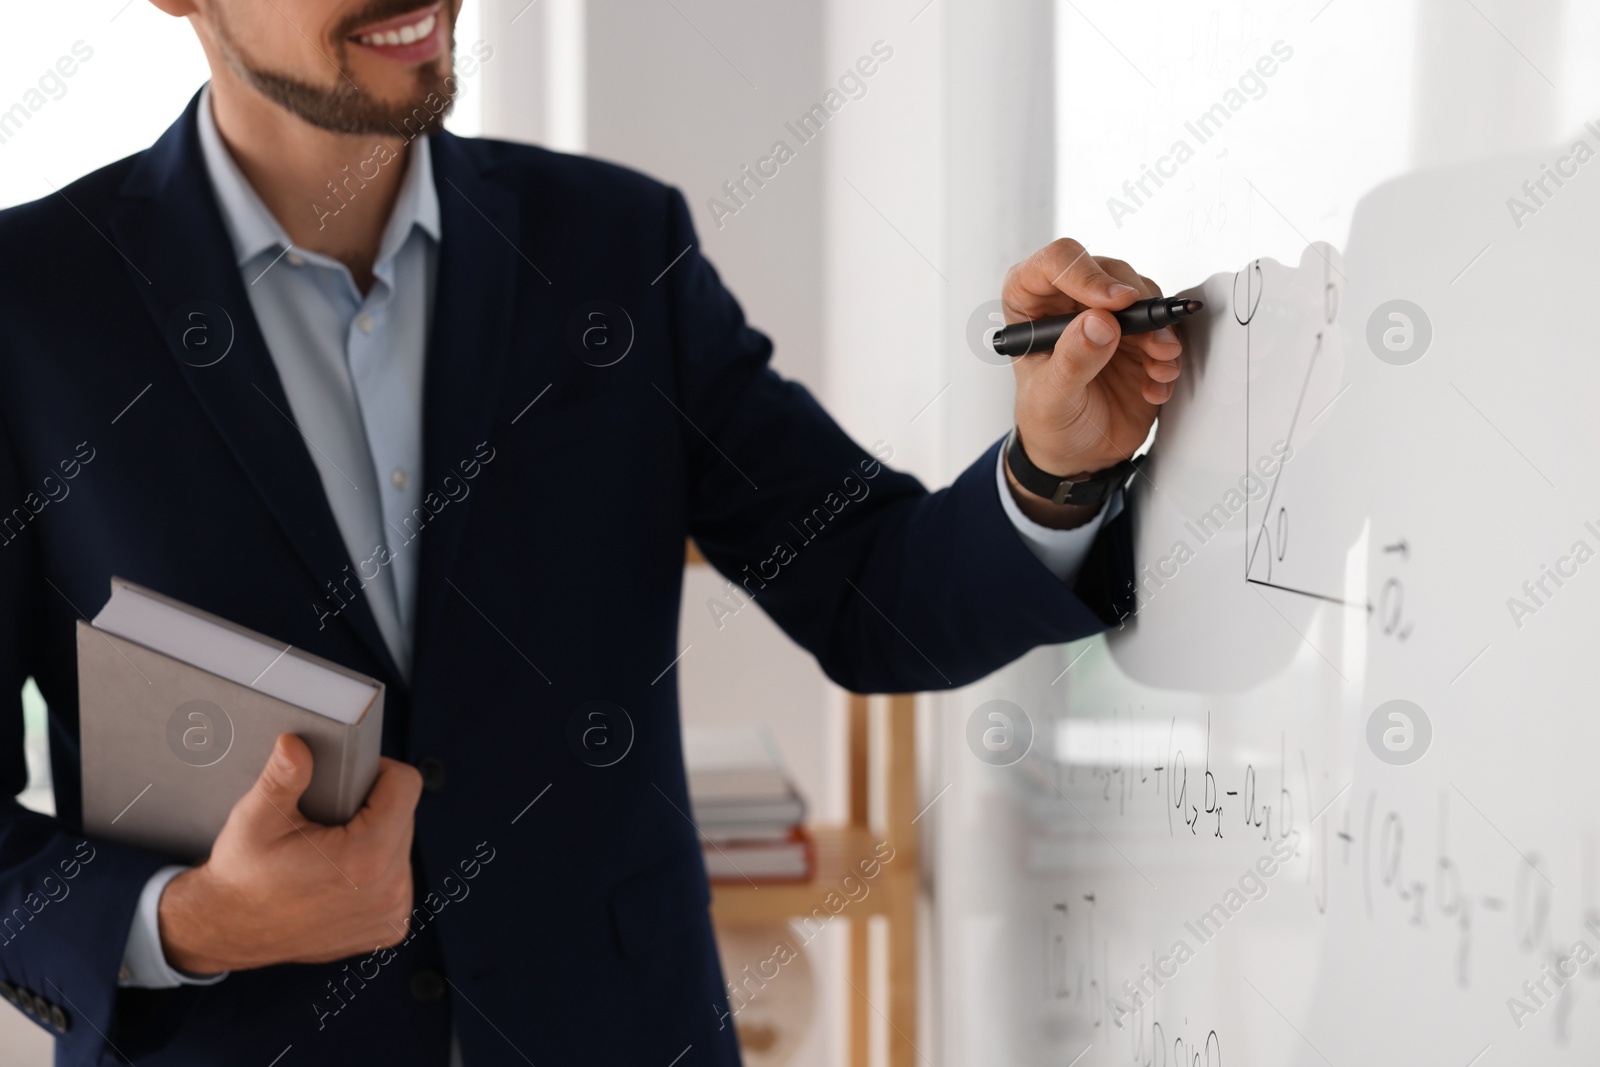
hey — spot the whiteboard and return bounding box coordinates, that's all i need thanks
[1006,145,1600,1067]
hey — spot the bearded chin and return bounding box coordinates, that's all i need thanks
[220,32,457,136]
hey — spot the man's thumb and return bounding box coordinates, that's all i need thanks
[238,734,314,831]
[1051,309,1122,393]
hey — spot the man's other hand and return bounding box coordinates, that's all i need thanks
[158,734,423,974]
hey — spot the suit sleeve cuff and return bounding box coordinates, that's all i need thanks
[119,866,229,989]
[994,447,1122,585]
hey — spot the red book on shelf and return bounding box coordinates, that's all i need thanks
[703,825,815,883]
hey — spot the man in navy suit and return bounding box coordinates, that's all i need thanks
[0,1,1184,1063]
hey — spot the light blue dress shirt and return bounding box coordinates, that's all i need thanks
[200,86,438,680]
[120,85,1108,1020]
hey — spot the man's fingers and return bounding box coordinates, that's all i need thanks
[1005,238,1140,320]
[1142,351,1182,383]
[1047,242,1141,308]
[1094,265,1183,364]
[1143,378,1175,405]
[1093,257,1153,299]
[1003,238,1183,402]
[1135,325,1183,363]
[354,758,424,828]
[257,734,311,802]
[230,734,314,839]
[1046,308,1122,394]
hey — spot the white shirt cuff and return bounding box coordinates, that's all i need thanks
[119,865,230,989]
[995,447,1121,585]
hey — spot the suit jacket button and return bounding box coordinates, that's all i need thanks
[48,1004,70,1033]
[409,968,445,1002]
[418,757,447,793]
[0,980,16,1006]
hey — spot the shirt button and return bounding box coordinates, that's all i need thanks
[390,468,410,491]
[356,313,375,334]
[286,251,306,267]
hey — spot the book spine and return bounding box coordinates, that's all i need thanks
[337,725,356,818]
[338,700,384,822]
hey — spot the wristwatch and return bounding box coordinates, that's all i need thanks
[1004,427,1144,507]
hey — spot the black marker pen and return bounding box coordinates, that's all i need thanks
[990,296,1204,358]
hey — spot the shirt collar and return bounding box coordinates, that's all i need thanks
[195,83,441,270]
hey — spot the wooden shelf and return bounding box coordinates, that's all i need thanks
[686,544,918,1067]
[703,689,920,1067]
[709,824,907,924]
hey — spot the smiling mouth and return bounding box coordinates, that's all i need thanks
[348,3,443,59]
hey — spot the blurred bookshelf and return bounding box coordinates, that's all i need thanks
[687,541,920,1067]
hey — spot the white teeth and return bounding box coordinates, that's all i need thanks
[356,9,437,48]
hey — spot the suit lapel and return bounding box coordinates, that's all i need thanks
[410,132,524,678]
[107,92,404,684]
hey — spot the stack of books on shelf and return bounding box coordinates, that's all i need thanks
[686,725,813,883]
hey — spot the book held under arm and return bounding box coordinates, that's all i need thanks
[77,577,384,862]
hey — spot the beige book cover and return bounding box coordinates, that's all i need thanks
[78,578,384,862]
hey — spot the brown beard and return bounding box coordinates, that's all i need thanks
[212,1,458,136]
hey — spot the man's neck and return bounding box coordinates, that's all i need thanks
[208,74,410,293]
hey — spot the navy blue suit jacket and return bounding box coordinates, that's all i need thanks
[0,93,1134,1066]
